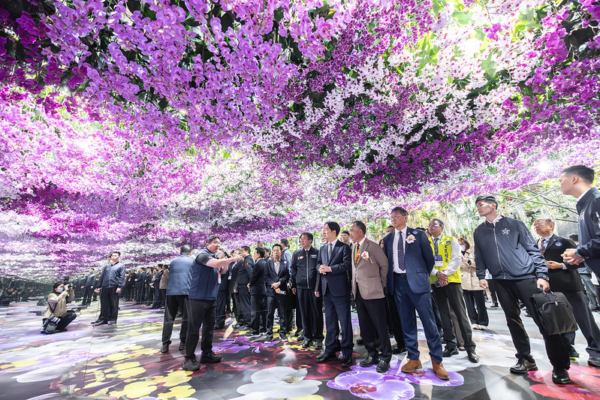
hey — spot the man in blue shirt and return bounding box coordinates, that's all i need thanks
[183,235,242,371]
[161,245,193,353]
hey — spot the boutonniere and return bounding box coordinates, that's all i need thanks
[406,235,416,244]
[360,251,370,261]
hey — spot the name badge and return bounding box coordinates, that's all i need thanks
[228,275,232,280]
[435,255,443,267]
[299,256,304,259]
[310,255,317,258]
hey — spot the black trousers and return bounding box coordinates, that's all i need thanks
[135,285,144,303]
[162,295,188,345]
[464,290,489,326]
[251,294,267,334]
[185,298,216,359]
[432,283,476,351]
[356,287,392,361]
[488,279,499,304]
[266,294,287,335]
[495,278,569,370]
[82,286,93,305]
[561,290,600,357]
[385,293,406,349]
[99,287,119,322]
[152,285,162,308]
[215,290,229,326]
[323,291,353,357]
[237,288,251,325]
[297,288,324,340]
[43,311,76,331]
[225,292,232,314]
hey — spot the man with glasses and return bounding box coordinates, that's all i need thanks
[383,207,449,380]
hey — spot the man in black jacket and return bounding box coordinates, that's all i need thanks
[145,268,154,306]
[265,244,290,342]
[152,267,164,308]
[135,268,146,304]
[561,165,600,278]
[534,218,600,367]
[474,196,571,384]
[247,247,267,338]
[92,252,126,326]
[234,246,253,329]
[290,232,324,349]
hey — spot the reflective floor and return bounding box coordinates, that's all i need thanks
[1,300,599,399]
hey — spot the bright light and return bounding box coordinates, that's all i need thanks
[455,204,466,215]
[536,160,554,172]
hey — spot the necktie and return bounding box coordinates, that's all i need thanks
[397,231,405,272]
[539,239,545,250]
[328,243,333,262]
[434,238,440,256]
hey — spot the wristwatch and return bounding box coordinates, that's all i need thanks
[537,275,549,281]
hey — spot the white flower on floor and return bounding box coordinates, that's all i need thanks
[233,366,321,400]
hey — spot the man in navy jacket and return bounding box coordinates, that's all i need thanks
[265,244,290,341]
[183,236,242,371]
[82,268,95,306]
[474,195,570,384]
[234,247,253,329]
[315,221,353,367]
[215,249,237,330]
[383,207,448,380]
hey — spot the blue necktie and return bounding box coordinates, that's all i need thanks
[397,231,405,272]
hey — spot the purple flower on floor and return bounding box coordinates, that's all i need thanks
[328,360,464,399]
[212,340,251,354]
[328,370,414,400]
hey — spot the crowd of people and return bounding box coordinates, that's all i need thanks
[41,165,600,386]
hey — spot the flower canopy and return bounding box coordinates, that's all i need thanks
[1,0,600,280]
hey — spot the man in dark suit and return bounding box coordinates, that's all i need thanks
[152,266,164,308]
[247,247,267,338]
[215,249,237,330]
[92,251,126,326]
[265,244,290,341]
[534,218,600,367]
[135,268,146,304]
[383,207,449,380]
[290,232,323,349]
[350,221,392,372]
[144,268,153,305]
[82,268,96,306]
[234,246,253,329]
[316,221,354,367]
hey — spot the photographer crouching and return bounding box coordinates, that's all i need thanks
[41,282,77,334]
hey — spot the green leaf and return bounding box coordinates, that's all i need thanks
[452,10,473,26]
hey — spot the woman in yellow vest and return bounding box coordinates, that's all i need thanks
[427,219,479,364]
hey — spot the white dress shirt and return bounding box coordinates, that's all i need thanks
[431,235,462,277]
[393,227,408,274]
[274,261,280,274]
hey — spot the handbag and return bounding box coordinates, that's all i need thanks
[529,290,578,336]
[41,301,61,334]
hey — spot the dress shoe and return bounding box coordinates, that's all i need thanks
[107,320,117,325]
[510,357,537,374]
[280,333,288,342]
[316,349,327,359]
[357,337,364,345]
[182,357,200,371]
[467,350,480,363]
[341,356,353,367]
[314,340,323,350]
[302,339,313,349]
[568,346,580,358]
[200,351,222,363]
[161,343,169,353]
[442,347,458,357]
[316,353,336,363]
[552,369,571,385]
[360,356,379,367]
[92,320,108,326]
[376,359,390,373]
[432,360,450,380]
[293,329,303,338]
[392,346,407,354]
[401,359,422,373]
[91,319,105,325]
[179,342,186,351]
[588,356,600,367]
[245,333,261,340]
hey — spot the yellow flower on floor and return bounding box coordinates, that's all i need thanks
[110,381,157,399]
[157,384,196,399]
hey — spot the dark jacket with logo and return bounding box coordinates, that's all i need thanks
[290,247,319,290]
[539,234,583,292]
[250,259,267,296]
[474,216,548,281]
[236,255,254,288]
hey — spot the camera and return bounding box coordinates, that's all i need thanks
[63,276,70,284]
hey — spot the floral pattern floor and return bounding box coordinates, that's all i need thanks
[1,300,599,400]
